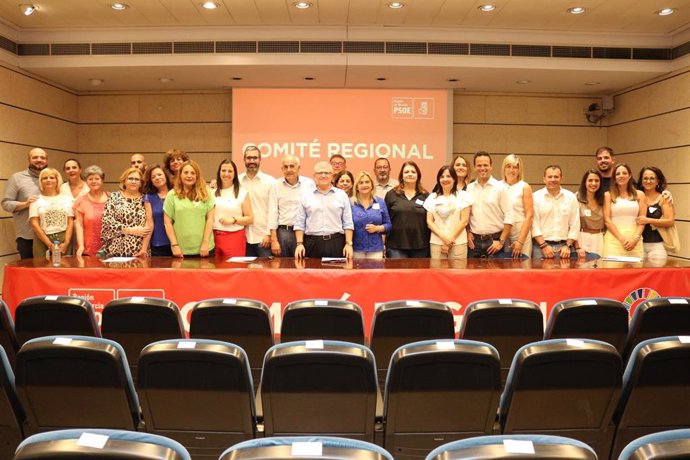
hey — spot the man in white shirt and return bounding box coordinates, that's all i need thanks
[373,157,399,199]
[466,151,513,258]
[239,145,275,257]
[268,154,315,257]
[531,164,581,259]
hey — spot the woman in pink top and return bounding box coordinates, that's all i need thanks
[74,165,110,256]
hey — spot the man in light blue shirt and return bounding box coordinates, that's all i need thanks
[294,161,354,259]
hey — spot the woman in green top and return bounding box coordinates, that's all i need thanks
[163,160,215,258]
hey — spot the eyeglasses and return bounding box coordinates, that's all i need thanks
[642,177,657,182]
[126,177,141,182]
[330,161,345,167]
[315,171,332,176]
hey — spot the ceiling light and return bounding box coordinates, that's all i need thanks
[19,4,37,16]
[448,78,459,82]
[304,76,315,80]
[201,1,219,9]
[159,78,173,84]
[584,81,600,86]
[387,2,405,9]
[656,8,675,16]
[478,5,496,12]
[376,77,387,81]
[89,79,104,87]
[567,7,586,14]
[515,80,531,84]
[293,1,312,9]
[111,3,129,10]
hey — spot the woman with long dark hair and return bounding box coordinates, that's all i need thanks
[212,159,253,259]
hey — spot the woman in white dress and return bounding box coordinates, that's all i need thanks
[424,165,472,259]
[603,163,646,258]
[500,154,533,257]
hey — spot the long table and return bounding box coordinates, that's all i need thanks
[4,256,690,334]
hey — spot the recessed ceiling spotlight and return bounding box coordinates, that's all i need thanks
[478,5,496,12]
[111,3,129,10]
[201,1,220,9]
[231,77,243,81]
[656,8,675,16]
[376,77,387,81]
[515,80,531,84]
[448,78,459,82]
[584,81,600,86]
[89,79,104,87]
[304,76,315,80]
[387,2,405,9]
[293,1,312,9]
[19,4,37,16]
[567,7,586,14]
[159,78,173,84]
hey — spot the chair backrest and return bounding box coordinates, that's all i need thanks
[545,297,629,354]
[15,335,141,435]
[383,339,501,460]
[0,345,24,459]
[220,436,394,460]
[189,298,273,385]
[370,301,455,384]
[499,338,622,460]
[623,297,690,360]
[101,297,184,379]
[260,340,378,442]
[14,295,100,346]
[611,336,690,459]
[14,428,191,460]
[0,300,19,369]
[459,299,543,383]
[618,428,690,460]
[281,299,365,345]
[137,339,256,458]
[425,434,598,460]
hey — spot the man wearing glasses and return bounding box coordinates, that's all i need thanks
[294,162,354,260]
[373,157,398,199]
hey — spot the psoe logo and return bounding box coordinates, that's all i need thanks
[391,97,414,118]
[622,287,661,312]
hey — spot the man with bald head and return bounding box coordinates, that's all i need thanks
[2,147,48,258]
[267,155,315,257]
[130,153,147,173]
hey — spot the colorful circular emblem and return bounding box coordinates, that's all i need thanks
[623,287,661,311]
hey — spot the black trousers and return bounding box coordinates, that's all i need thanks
[17,237,33,259]
[304,233,345,258]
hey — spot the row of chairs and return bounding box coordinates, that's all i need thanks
[10,421,690,459]
[1,333,688,459]
[3,296,689,386]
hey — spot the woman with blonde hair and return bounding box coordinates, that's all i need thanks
[163,160,215,258]
[500,154,533,257]
[29,167,74,258]
[603,163,646,258]
[101,167,150,257]
[351,171,391,259]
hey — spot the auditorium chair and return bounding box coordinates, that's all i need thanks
[260,340,378,442]
[498,338,622,459]
[15,335,141,435]
[14,295,100,346]
[370,300,455,384]
[622,297,690,360]
[189,298,273,386]
[14,428,191,459]
[424,434,598,460]
[220,436,394,460]
[618,429,690,460]
[544,297,629,354]
[101,297,185,380]
[137,338,256,459]
[383,339,501,460]
[610,336,690,459]
[0,300,19,369]
[0,345,24,459]
[281,299,365,345]
[459,298,543,384]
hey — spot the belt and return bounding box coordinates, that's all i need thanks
[305,233,342,241]
[545,240,567,244]
[580,227,603,234]
[471,231,502,241]
[277,225,294,230]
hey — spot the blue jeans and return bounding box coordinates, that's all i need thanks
[532,240,568,259]
[246,242,272,257]
[468,238,497,258]
[277,227,297,257]
[386,247,430,258]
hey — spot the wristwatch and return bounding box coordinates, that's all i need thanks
[346,241,353,246]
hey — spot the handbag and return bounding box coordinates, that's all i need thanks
[655,224,680,253]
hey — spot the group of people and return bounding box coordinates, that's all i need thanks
[1,145,675,263]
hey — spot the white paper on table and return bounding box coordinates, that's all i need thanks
[602,256,642,263]
[228,257,257,262]
[102,257,136,263]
